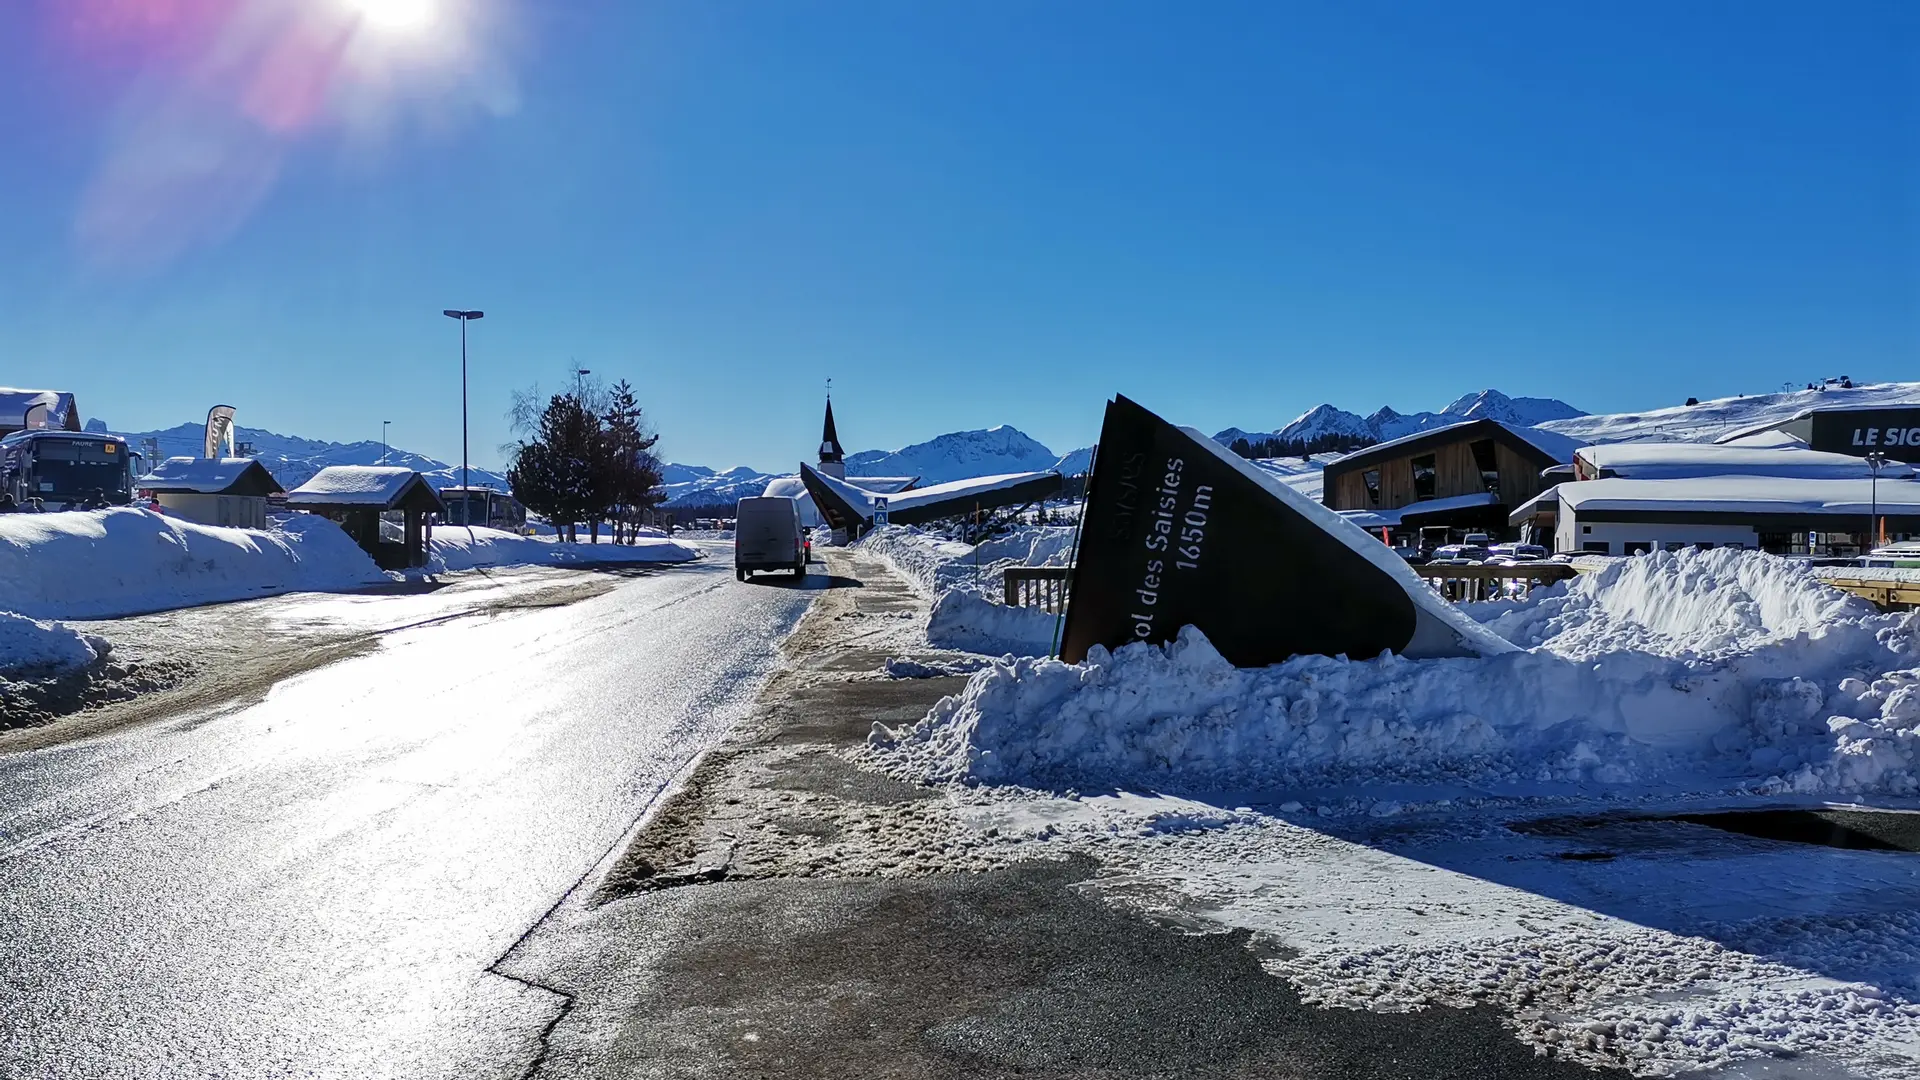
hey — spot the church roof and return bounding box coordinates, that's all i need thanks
[820,399,844,464]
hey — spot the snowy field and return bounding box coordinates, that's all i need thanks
[855,541,1920,1076]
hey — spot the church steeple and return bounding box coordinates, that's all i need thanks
[819,394,846,478]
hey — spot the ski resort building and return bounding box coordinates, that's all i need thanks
[139,457,284,529]
[1714,403,1920,463]
[1321,419,1580,538]
[1546,476,1920,557]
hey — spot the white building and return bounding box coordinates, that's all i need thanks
[138,456,283,530]
[1550,475,1920,556]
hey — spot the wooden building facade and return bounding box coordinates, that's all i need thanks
[1322,419,1575,535]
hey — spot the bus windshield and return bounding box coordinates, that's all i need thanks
[25,438,130,503]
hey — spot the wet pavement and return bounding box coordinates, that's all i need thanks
[0,552,812,1079]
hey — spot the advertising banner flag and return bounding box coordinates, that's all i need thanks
[203,405,237,460]
[1058,395,1512,667]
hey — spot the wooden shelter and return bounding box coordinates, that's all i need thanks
[286,466,446,570]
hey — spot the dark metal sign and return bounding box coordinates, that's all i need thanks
[1059,395,1497,667]
[1809,409,1920,463]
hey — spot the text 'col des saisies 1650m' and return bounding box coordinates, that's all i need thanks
[1058,395,1514,667]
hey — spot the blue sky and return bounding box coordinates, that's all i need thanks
[1,0,1911,473]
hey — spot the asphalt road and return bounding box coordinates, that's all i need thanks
[0,550,813,1079]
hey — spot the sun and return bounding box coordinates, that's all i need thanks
[344,0,440,32]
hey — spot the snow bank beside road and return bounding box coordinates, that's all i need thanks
[0,509,390,620]
[872,548,1920,802]
[0,612,107,675]
[430,526,699,571]
[862,524,1076,656]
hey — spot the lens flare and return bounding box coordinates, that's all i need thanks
[54,0,517,268]
[345,0,439,32]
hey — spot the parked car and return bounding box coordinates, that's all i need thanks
[1428,544,1482,565]
[734,496,807,580]
[1487,543,1548,562]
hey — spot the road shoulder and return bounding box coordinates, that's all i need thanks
[498,548,1624,1080]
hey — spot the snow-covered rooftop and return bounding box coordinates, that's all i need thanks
[1330,419,1582,469]
[286,465,434,509]
[887,471,1058,513]
[139,456,283,495]
[1575,441,1914,481]
[0,388,76,431]
[1559,476,1920,517]
[1333,490,1502,529]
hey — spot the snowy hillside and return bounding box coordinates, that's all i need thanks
[1538,381,1920,445]
[842,425,1062,486]
[114,422,510,493]
[1218,388,1587,446]
[656,465,777,509]
[1275,404,1375,443]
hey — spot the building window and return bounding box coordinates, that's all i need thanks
[1470,440,1499,493]
[1362,469,1381,506]
[1581,525,1592,534]
[1583,541,1611,554]
[1624,542,1652,555]
[1663,541,1687,552]
[1411,454,1436,501]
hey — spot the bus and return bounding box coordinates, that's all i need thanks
[438,486,528,532]
[0,430,140,511]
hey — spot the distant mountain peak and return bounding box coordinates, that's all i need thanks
[1216,388,1588,454]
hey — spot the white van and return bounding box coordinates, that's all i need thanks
[734,496,806,580]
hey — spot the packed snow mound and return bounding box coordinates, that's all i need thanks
[0,509,391,620]
[1476,547,1881,660]
[0,612,108,676]
[928,591,1061,657]
[869,550,1920,801]
[430,526,699,571]
[862,524,1077,656]
[861,524,1075,599]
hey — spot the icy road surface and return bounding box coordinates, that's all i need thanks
[0,551,812,1078]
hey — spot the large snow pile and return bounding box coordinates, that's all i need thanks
[0,509,391,620]
[861,524,1075,656]
[430,526,699,571]
[0,612,108,676]
[871,548,1920,801]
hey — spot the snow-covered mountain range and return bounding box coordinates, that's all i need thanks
[654,425,1088,509]
[106,381,1920,512]
[112,422,511,493]
[1216,389,1587,448]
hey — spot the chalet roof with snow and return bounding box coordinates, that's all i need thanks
[0,389,79,435]
[1327,419,1583,476]
[286,466,444,512]
[139,457,284,497]
[1557,476,1920,520]
[1574,441,1916,482]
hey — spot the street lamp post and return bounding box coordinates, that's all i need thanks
[381,420,391,463]
[441,309,485,494]
[1866,452,1889,555]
